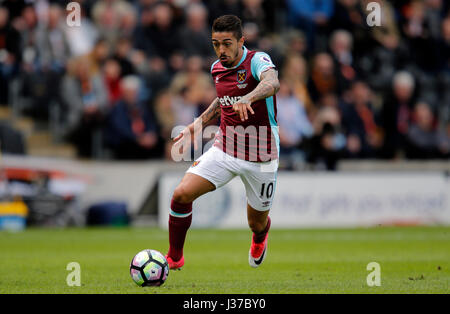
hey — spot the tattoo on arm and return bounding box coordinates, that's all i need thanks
[199,97,221,126]
[244,69,280,103]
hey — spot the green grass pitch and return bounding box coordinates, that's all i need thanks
[0,226,449,294]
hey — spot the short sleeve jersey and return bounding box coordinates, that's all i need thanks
[210,46,279,162]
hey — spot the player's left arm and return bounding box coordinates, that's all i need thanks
[233,68,280,121]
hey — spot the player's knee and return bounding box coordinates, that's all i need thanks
[172,185,195,204]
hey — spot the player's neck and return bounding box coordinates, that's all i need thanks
[228,46,245,68]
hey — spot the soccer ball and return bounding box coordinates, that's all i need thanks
[130,249,169,287]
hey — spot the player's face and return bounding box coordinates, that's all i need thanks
[212,32,244,68]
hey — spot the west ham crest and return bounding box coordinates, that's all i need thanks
[237,69,247,84]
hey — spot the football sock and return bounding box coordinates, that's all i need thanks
[167,199,192,262]
[253,216,271,244]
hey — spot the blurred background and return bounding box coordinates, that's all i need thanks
[0,0,449,230]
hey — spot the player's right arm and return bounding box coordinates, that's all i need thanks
[173,97,221,149]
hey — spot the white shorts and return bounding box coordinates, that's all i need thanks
[187,146,278,211]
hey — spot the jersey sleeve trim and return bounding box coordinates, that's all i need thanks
[251,52,276,81]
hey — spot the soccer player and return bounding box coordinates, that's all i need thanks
[166,15,280,269]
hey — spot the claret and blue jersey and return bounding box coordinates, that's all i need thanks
[210,46,280,162]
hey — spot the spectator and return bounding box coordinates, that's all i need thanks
[20,4,69,120]
[438,17,450,73]
[85,37,110,76]
[281,53,314,115]
[105,75,162,159]
[60,57,109,158]
[112,37,137,78]
[401,0,442,74]
[307,105,346,170]
[135,2,180,60]
[242,22,260,50]
[329,30,357,97]
[308,52,339,103]
[381,71,416,158]
[36,4,71,71]
[241,0,266,35]
[102,58,122,106]
[286,0,334,52]
[0,5,21,105]
[91,0,137,47]
[178,3,212,59]
[154,88,175,141]
[406,102,448,159]
[340,80,383,158]
[330,0,365,35]
[170,86,202,127]
[169,55,212,99]
[330,0,373,61]
[280,29,308,59]
[277,80,314,169]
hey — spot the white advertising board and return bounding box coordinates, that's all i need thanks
[158,172,450,228]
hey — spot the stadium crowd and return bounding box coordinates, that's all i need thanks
[0,0,449,169]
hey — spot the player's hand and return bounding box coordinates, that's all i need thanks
[233,98,254,122]
[173,122,200,151]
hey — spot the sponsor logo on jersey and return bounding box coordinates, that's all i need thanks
[191,160,200,167]
[218,95,242,107]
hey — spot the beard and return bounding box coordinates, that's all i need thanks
[219,49,240,68]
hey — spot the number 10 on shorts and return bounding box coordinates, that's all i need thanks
[260,182,274,199]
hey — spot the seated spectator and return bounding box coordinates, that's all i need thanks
[329,30,357,98]
[0,5,21,106]
[85,38,110,77]
[281,54,314,115]
[134,2,180,61]
[105,75,163,160]
[307,106,347,170]
[102,58,122,106]
[60,57,109,158]
[438,17,450,73]
[340,81,383,158]
[36,4,70,72]
[406,102,449,159]
[170,55,213,98]
[308,53,339,103]
[241,0,266,35]
[277,80,314,169]
[381,71,417,158]
[178,3,212,60]
[170,86,202,127]
[91,0,137,47]
[112,37,137,78]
